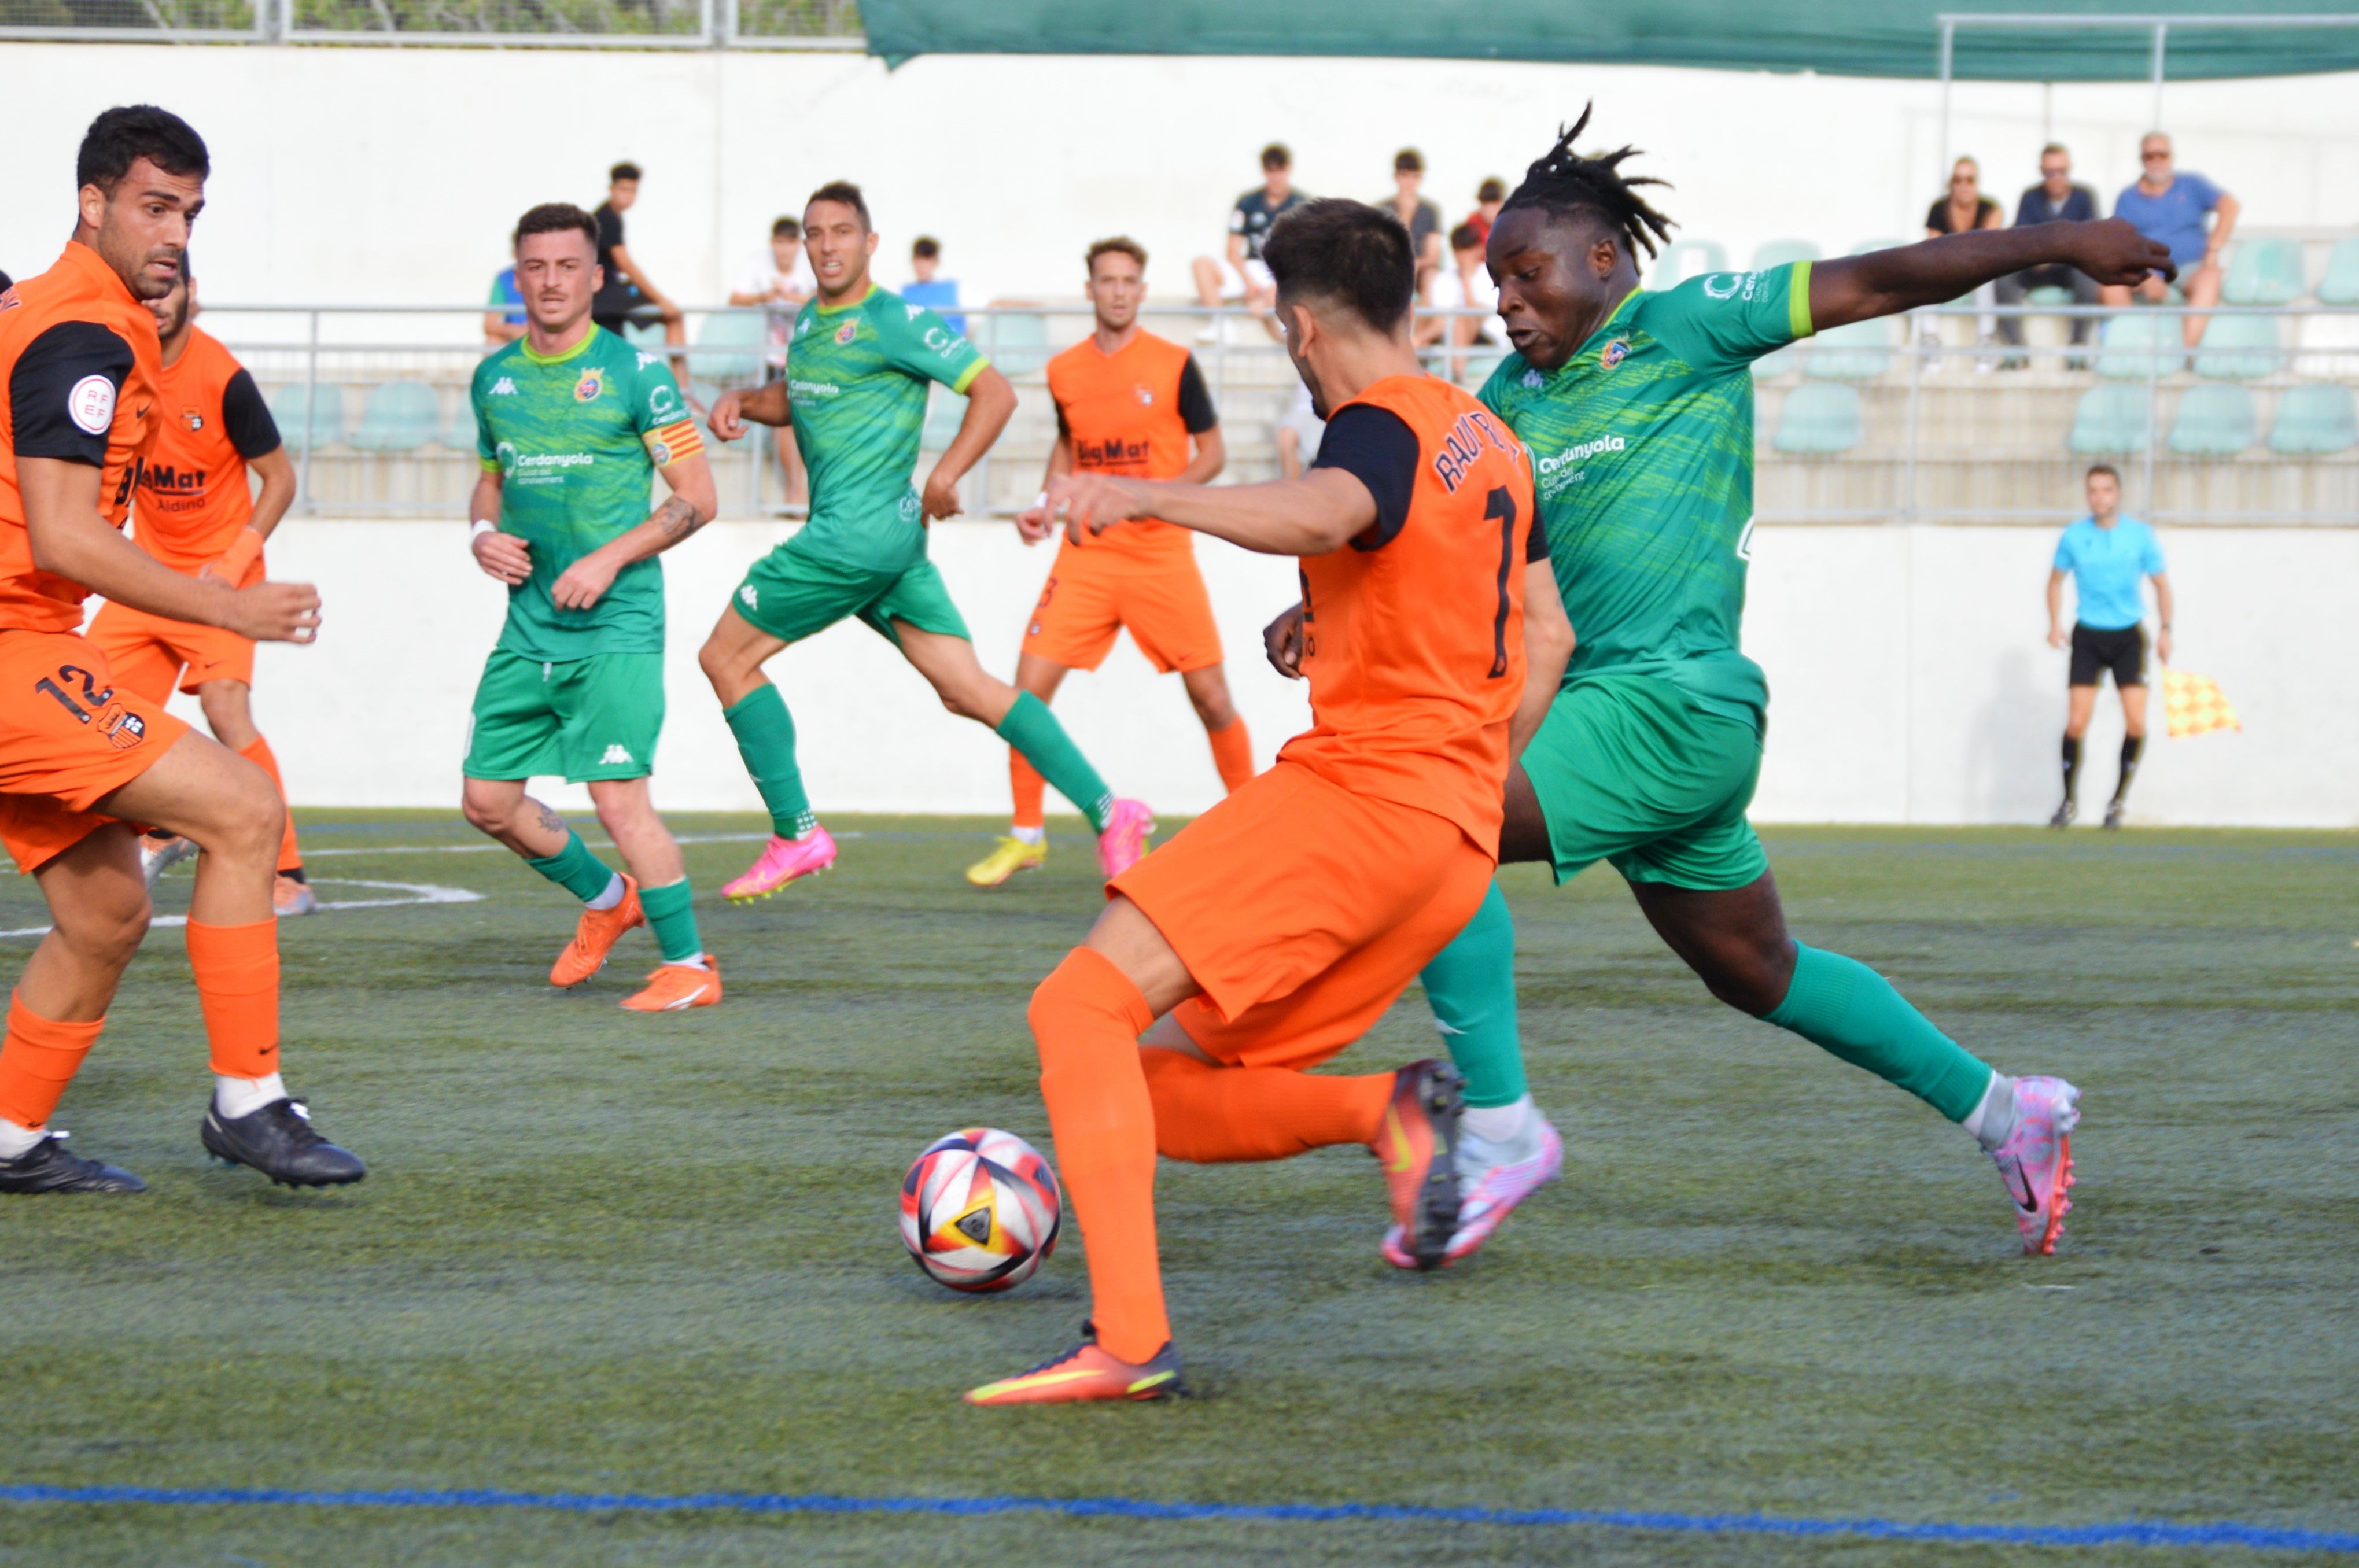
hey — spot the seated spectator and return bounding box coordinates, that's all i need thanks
[1275,381,1324,480]
[2104,132,2239,348]
[1381,147,1444,296]
[902,235,965,336]
[591,161,688,364]
[482,262,526,348]
[729,216,815,509]
[1463,177,1506,247]
[1417,222,1498,382]
[1925,157,2004,237]
[1995,143,2102,348]
[1193,142,1307,324]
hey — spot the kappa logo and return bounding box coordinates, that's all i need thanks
[489,377,518,396]
[598,744,635,766]
[1521,368,1545,390]
[637,352,661,370]
[905,303,924,321]
[739,584,759,609]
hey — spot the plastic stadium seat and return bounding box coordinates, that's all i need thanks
[693,309,768,385]
[2268,383,2359,454]
[1772,382,1861,453]
[621,320,668,352]
[269,383,345,449]
[346,382,440,453]
[2221,237,2306,305]
[2317,236,2359,305]
[1752,343,1804,379]
[2068,384,2153,453]
[2192,313,2281,380]
[1848,238,1907,257]
[923,388,966,449]
[2294,311,2359,379]
[2025,286,2074,307]
[443,394,478,453]
[2092,312,2185,379]
[980,311,1051,377]
[2169,384,2257,455]
[1804,316,1894,380]
[1752,239,1820,272]
[1653,239,1725,288]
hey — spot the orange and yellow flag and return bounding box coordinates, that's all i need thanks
[2163,667,2241,738]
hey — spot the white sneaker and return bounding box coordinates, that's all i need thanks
[140,835,197,890]
[1991,1075,2080,1255]
[1381,1110,1564,1268]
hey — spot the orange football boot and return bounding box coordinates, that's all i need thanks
[550,876,643,988]
[965,1329,1183,1407]
[619,955,722,1012]
[1371,1058,1465,1271]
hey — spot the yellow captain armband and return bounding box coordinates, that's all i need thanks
[643,418,704,468]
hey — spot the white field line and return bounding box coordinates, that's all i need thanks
[0,877,483,940]
[297,832,799,858]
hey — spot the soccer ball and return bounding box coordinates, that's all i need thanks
[899,1127,1062,1293]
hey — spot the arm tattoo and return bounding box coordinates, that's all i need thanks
[654,494,706,544]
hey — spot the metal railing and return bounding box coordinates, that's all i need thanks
[0,0,859,41]
[190,300,2358,526]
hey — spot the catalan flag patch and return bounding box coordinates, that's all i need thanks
[643,418,703,469]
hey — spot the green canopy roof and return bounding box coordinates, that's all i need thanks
[860,1,2359,80]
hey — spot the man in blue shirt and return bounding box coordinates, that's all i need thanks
[1996,142,2102,348]
[482,264,526,348]
[903,235,964,336]
[2103,132,2240,348]
[2046,464,2174,828]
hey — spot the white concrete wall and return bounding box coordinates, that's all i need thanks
[2,46,2356,315]
[192,518,2353,827]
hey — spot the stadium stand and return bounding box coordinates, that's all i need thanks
[270,382,345,450]
[1804,316,1897,380]
[2169,383,2259,454]
[2319,236,2359,303]
[1774,381,1863,453]
[2070,383,2153,453]
[2094,312,2187,379]
[347,381,441,452]
[1753,239,1820,271]
[2194,313,2283,379]
[2222,236,2306,304]
[1653,239,1726,286]
[693,309,768,385]
[2269,383,2358,453]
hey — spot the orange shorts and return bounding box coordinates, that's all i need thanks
[0,629,189,874]
[1109,759,1494,1071]
[84,597,256,699]
[1020,545,1222,675]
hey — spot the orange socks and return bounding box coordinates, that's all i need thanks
[1206,717,1255,795]
[1028,946,1166,1363]
[237,736,303,874]
[1139,1049,1392,1163]
[1009,751,1046,833]
[185,918,279,1079]
[0,994,104,1131]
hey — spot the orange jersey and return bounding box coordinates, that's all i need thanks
[0,242,163,634]
[1045,329,1217,560]
[1278,373,1536,850]
[134,324,279,573]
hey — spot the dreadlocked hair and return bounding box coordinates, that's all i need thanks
[1499,104,1676,267]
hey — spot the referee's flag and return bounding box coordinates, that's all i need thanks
[2163,667,2241,738]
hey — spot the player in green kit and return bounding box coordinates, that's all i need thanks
[460,203,724,1013]
[1279,111,2177,1262]
[702,182,1151,897]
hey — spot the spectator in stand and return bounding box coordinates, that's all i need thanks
[482,261,526,348]
[1416,222,1499,382]
[902,235,965,336]
[1463,176,1506,246]
[1274,382,1324,481]
[729,216,815,509]
[1381,147,1444,296]
[590,161,688,357]
[1192,142,1307,324]
[1995,143,2102,351]
[2106,132,2239,349]
[1925,156,2004,238]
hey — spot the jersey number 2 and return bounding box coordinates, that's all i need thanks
[1485,487,1517,678]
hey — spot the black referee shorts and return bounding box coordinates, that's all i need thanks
[2069,622,2147,689]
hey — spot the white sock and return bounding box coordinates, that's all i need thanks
[661,955,710,971]
[0,1117,45,1159]
[1461,1093,1535,1146]
[214,1070,287,1119]
[1011,825,1045,846]
[584,873,627,912]
[1963,1072,2017,1152]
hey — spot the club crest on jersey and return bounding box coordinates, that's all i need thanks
[573,369,605,403]
[834,319,860,346]
[1134,384,1155,405]
[1600,337,1631,370]
[181,407,204,432]
[95,702,146,751]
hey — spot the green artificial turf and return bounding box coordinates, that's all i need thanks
[0,816,2354,1565]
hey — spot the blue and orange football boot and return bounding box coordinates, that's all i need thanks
[1372,1058,1465,1272]
[965,1322,1183,1407]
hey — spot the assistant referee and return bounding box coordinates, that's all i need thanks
[2045,463,2173,829]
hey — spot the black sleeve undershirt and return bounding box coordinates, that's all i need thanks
[1311,402,1420,552]
[9,319,133,466]
[1527,507,1551,562]
[220,367,282,460]
[1175,354,1217,434]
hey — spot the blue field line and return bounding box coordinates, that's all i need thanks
[3,1483,2355,1551]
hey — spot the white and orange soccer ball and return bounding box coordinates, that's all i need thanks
[899,1127,1062,1293]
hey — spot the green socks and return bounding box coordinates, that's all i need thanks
[639,878,703,964]
[1418,881,1528,1109]
[996,691,1114,833]
[525,830,621,904]
[1764,943,1995,1123]
[724,684,817,839]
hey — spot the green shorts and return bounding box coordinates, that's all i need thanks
[731,534,971,647]
[463,649,665,784]
[1520,674,1770,892]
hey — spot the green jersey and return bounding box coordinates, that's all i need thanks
[473,325,699,662]
[787,285,988,573]
[1480,261,1814,728]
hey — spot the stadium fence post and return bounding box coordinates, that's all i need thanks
[301,307,320,517]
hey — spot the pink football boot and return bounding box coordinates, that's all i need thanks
[722,826,838,903]
[1094,799,1155,880]
[1991,1075,2081,1255]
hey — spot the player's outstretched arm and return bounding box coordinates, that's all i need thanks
[1809,219,2174,332]
[549,450,719,611]
[922,367,1018,521]
[18,455,318,643]
[708,381,790,441]
[1050,467,1375,558]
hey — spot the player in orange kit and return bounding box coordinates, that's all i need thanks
[84,259,313,916]
[966,199,1568,1405]
[966,238,1251,887]
[0,105,363,1194]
